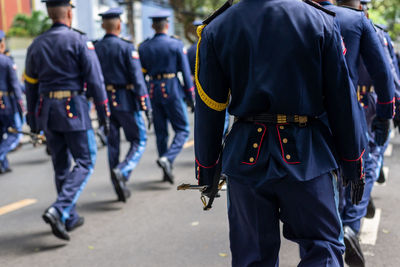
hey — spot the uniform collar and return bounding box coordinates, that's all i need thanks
[318,1,333,6]
[154,33,167,37]
[104,33,119,38]
[51,22,69,28]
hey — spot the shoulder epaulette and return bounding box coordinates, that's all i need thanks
[171,35,181,40]
[72,28,86,35]
[374,24,388,32]
[120,37,133,43]
[203,0,234,25]
[303,0,336,16]
[339,5,363,12]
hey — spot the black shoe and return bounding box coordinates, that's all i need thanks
[365,198,376,219]
[66,216,84,232]
[377,166,386,184]
[0,167,12,174]
[42,207,70,241]
[344,226,365,267]
[157,157,174,184]
[111,168,130,203]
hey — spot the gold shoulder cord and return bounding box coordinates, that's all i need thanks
[195,25,230,112]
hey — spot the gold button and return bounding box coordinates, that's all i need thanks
[113,102,118,107]
[286,154,291,160]
[280,126,284,130]
[253,143,258,149]
[197,167,200,171]
[107,112,111,117]
[66,105,71,110]
[249,157,255,163]
[112,95,116,99]
[68,113,73,118]
[257,128,262,133]
[283,138,288,144]
[163,94,168,98]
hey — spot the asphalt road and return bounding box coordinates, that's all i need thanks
[0,116,399,267]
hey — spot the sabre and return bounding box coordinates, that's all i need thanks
[7,127,47,145]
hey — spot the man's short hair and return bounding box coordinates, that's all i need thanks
[152,20,168,32]
[102,18,120,32]
[47,6,69,21]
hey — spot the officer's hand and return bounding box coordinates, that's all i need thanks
[372,117,390,146]
[145,110,153,130]
[186,98,195,113]
[350,178,365,205]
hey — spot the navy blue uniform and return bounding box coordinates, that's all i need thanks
[195,0,366,266]
[0,54,23,172]
[187,43,197,76]
[95,34,151,181]
[139,34,194,163]
[24,23,109,228]
[356,23,400,228]
[320,2,395,235]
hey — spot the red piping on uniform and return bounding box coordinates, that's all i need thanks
[241,123,267,165]
[377,97,395,105]
[276,125,300,165]
[186,86,195,92]
[97,99,109,105]
[138,94,149,99]
[342,149,365,162]
[195,158,219,169]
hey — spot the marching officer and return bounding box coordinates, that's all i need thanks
[316,1,395,266]
[139,11,195,184]
[95,8,152,202]
[24,0,110,241]
[357,0,400,217]
[195,0,365,266]
[0,31,24,173]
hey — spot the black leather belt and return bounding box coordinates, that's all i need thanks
[149,73,176,80]
[235,114,312,127]
[43,91,82,99]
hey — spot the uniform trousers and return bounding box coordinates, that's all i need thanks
[46,129,96,228]
[0,113,22,170]
[228,172,344,267]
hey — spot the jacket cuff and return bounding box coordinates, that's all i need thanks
[195,158,219,186]
[340,150,365,181]
[376,98,395,119]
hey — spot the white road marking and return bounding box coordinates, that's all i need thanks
[383,166,389,182]
[384,144,393,157]
[0,199,37,216]
[390,130,395,139]
[360,208,381,245]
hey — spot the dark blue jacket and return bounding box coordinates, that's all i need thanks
[187,43,197,76]
[195,0,365,185]
[139,34,194,103]
[0,54,23,116]
[321,2,395,119]
[25,23,109,132]
[95,34,151,112]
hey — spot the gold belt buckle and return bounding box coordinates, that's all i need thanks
[298,115,308,127]
[106,85,114,91]
[277,114,287,124]
[126,84,134,90]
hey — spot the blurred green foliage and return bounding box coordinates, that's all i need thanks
[7,11,51,37]
[369,0,400,41]
[169,0,228,42]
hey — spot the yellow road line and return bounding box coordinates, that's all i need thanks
[0,199,37,216]
[184,140,194,149]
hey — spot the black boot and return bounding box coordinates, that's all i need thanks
[157,157,174,184]
[344,225,365,267]
[377,166,386,184]
[42,207,70,241]
[365,198,376,219]
[111,168,131,202]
